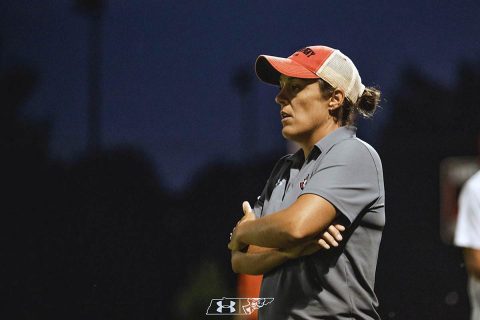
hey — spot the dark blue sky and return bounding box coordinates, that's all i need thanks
[2,1,480,191]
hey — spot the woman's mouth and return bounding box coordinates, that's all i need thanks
[281,111,292,120]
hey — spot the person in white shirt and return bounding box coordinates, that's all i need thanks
[455,170,480,320]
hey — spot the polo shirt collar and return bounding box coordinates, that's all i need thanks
[287,148,305,165]
[287,126,357,164]
[314,125,357,153]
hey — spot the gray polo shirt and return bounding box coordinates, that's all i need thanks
[253,126,385,320]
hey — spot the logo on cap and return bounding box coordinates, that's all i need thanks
[294,47,316,58]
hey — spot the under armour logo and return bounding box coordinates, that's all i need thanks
[216,300,236,313]
[206,297,274,315]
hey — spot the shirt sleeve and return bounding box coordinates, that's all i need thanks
[301,140,381,223]
[454,176,480,249]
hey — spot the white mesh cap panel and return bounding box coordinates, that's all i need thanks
[315,50,365,103]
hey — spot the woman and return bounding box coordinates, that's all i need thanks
[228,45,384,319]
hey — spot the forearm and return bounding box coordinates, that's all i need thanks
[236,213,300,249]
[231,246,290,275]
[233,194,337,249]
[464,248,480,280]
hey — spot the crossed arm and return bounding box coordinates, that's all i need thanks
[229,194,345,275]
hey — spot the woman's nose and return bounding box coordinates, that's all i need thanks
[275,89,288,106]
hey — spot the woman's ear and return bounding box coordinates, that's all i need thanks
[328,89,345,110]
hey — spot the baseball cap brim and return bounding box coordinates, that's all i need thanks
[255,55,319,86]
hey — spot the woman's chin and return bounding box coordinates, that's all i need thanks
[281,128,297,141]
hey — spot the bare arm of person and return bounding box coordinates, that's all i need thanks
[464,248,480,280]
[229,194,340,251]
[231,245,286,275]
[231,228,344,275]
[229,201,344,275]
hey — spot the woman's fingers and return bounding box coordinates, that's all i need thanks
[242,201,253,214]
[322,229,339,247]
[318,224,345,249]
[318,239,330,249]
[328,225,343,241]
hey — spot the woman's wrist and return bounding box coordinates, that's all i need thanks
[278,248,297,260]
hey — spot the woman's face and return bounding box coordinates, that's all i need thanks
[276,75,331,144]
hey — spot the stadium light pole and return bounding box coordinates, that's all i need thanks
[74,0,105,154]
[231,66,256,158]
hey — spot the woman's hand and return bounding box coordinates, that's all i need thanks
[237,201,256,226]
[281,224,345,259]
[318,224,345,249]
[228,201,256,251]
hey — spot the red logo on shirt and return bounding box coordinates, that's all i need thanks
[300,176,309,190]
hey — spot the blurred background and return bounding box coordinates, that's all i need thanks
[2,0,480,319]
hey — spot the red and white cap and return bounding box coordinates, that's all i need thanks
[255,46,365,103]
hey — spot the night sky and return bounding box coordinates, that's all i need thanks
[2,0,480,191]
